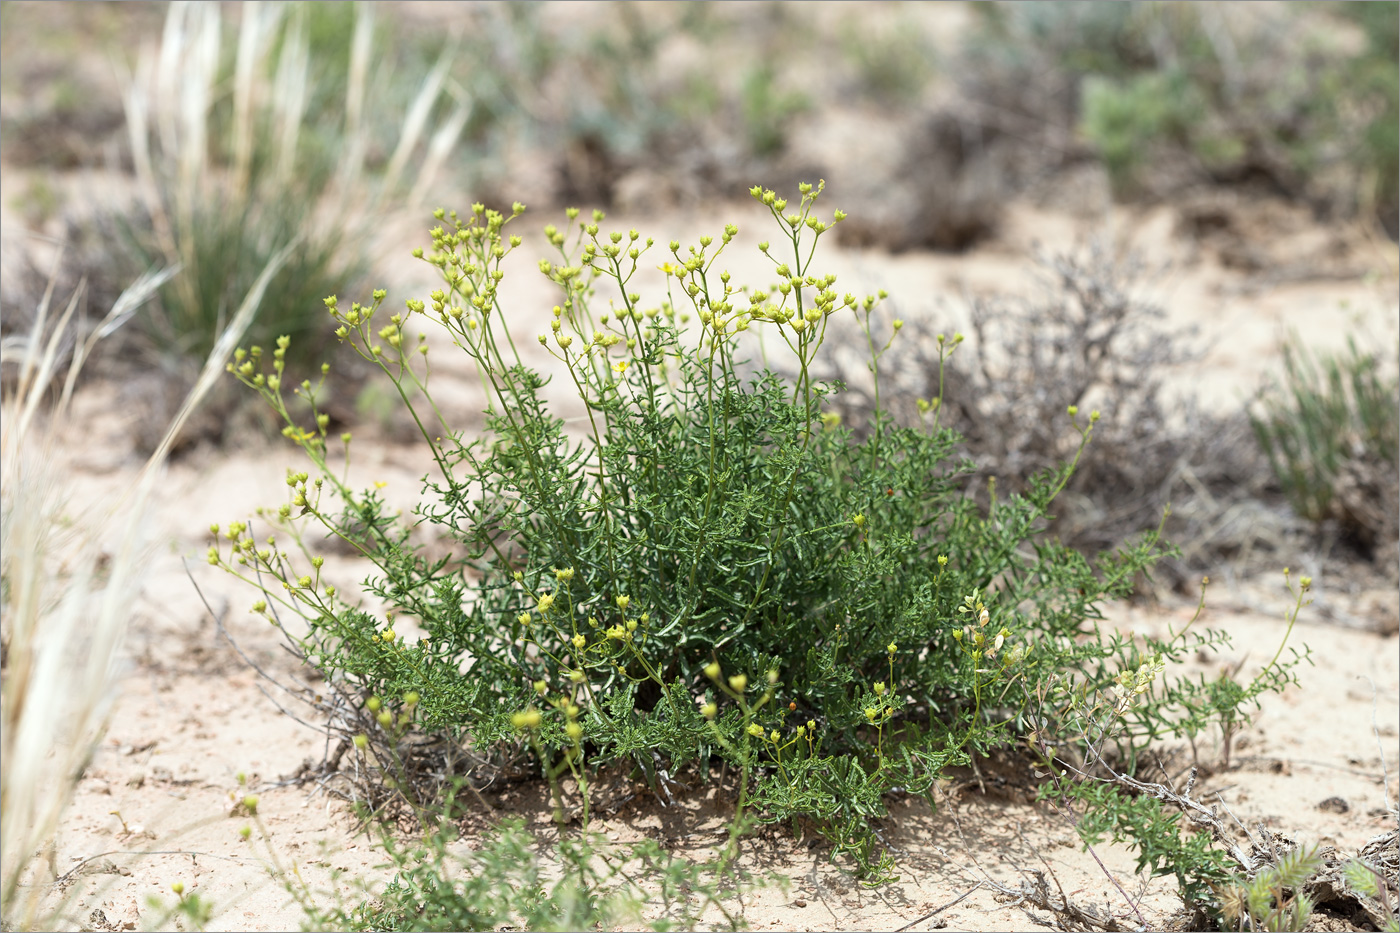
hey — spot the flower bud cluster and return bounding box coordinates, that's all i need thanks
[1110,654,1165,714]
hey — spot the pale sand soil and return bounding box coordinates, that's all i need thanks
[8,190,1395,931]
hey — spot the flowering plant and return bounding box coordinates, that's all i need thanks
[210,183,1288,880]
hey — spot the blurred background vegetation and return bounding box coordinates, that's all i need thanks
[0,0,1395,583]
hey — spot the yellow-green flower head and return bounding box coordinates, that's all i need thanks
[746,723,765,738]
[615,594,630,611]
[701,702,717,719]
[571,634,586,650]
[770,730,781,743]
[511,709,542,730]
[554,567,575,582]
[873,682,886,696]
[565,721,584,741]
[537,592,556,613]
[569,668,586,683]
[865,707,878,721]
[704,662,722,680]
[728,674,748,693]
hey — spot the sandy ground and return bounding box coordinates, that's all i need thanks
[4,187,1393,932]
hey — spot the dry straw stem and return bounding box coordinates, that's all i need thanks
[0,242,295,931]
[122,1,469,264]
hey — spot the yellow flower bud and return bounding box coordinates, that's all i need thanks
[728,674,748,693]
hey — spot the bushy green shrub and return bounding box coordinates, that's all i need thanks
[211,183,1297,882]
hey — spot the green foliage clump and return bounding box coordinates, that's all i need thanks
[212,183,1299,882]
[1249,334,1399,552]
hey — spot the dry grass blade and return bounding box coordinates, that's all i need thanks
[0,241,296,930]
[380,40,457,206]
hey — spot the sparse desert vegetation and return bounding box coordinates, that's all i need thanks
[2,3,1395,931]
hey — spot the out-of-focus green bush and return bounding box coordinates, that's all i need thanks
[963,1,1399,236]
